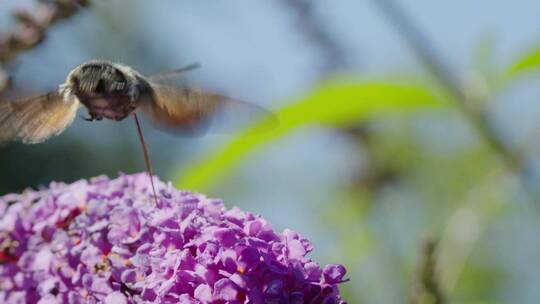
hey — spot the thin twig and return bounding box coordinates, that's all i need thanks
[411,239,445,304]
[133,113,159,205]
[279,0,348,74]
[370,0,536,201]
[280,0,402,193]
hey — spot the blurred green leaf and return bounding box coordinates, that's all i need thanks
[176,80,442,191]
[505,47,540,79]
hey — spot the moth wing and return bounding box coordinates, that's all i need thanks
[0,92,80,144]
[140,83,272,136]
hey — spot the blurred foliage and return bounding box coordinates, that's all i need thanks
[505,46,540,80]
[176,38,540,303]
[177,79,443,191]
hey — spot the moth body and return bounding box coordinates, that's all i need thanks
[60,60,149,121]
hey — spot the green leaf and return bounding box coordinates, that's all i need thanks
[505,47,540,79]
[176,80,442,191]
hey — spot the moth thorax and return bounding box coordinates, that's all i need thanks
[73,64,127,96]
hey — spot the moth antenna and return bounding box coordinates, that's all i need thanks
[161,62,201,76]
[150,62,201,81]
[132,113,158,205]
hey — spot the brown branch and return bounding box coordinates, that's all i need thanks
[0,0,90,93]
[0,0,90,63]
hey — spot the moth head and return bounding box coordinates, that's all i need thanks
[61,60,130,98]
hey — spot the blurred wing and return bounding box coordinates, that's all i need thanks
[0,93,79,144]
[141,83,272,136]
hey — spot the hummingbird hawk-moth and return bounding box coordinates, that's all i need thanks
[0,60,270,202]
[0,60,268,143]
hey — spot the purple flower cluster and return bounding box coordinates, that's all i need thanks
[0,173,347,303]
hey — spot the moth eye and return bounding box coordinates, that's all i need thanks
[95,79,106,94]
